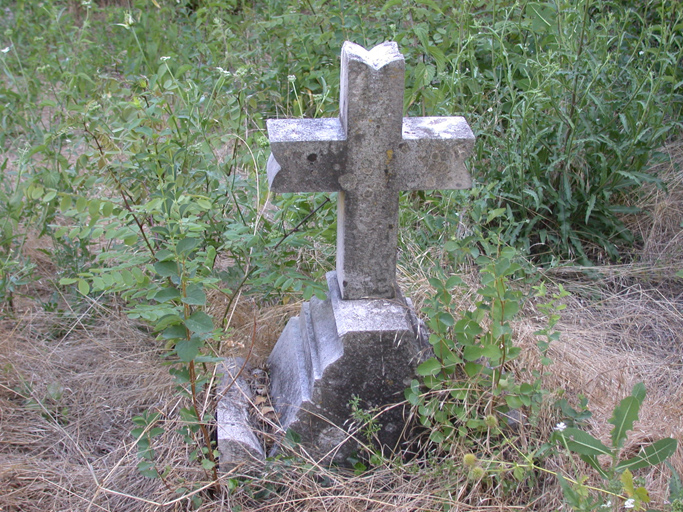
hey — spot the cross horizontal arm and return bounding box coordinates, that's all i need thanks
[267,116,475,194]
[396,117,475,191]
[267,118,346,193]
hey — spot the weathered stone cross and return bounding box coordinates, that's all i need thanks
[267,41,474,300]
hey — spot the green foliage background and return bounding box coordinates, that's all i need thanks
[1,0,681,291]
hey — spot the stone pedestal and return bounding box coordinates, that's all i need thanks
[267,272,428,464]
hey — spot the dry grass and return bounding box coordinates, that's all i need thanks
[1,144,682,511]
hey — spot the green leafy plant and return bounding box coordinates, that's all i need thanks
[406,238,564,450]
[14,378,69,425]
[552,383,678,511]
[348,394,386,473]
[666,461,683,512]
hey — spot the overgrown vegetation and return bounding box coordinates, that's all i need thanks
[1,0,681,510]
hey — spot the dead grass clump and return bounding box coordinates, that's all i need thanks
[206,287,302,364]
[629,139,683,264]
[0,293,176,511]
[222,458,529,512]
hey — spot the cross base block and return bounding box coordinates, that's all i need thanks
[267,272,428,464]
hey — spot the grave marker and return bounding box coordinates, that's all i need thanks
[218,41,475,467]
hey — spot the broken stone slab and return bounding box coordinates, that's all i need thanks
[216,357,265,470]
[267,271,429,464]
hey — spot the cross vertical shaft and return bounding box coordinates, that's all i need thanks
[336,42,405,299]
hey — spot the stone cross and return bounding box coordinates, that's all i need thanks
[211,41,480,467]
[267,41,474,300]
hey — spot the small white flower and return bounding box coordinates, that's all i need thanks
[554,422,567,432]
[118,11,135,28]
[1,46,10,54]
[216,66,231,77]
[624,498,635,509]
[601,501,612,508]
[487,107,493,112]
[638,50,644,56]
[287,74,296,83]
[160,56,171,62]
[81,0,92,7]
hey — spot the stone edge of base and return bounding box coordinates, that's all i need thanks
[216,357,266,472]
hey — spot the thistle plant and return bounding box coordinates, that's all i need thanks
[552,383,678,511]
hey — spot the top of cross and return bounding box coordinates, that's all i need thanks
[267,41,475,300]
